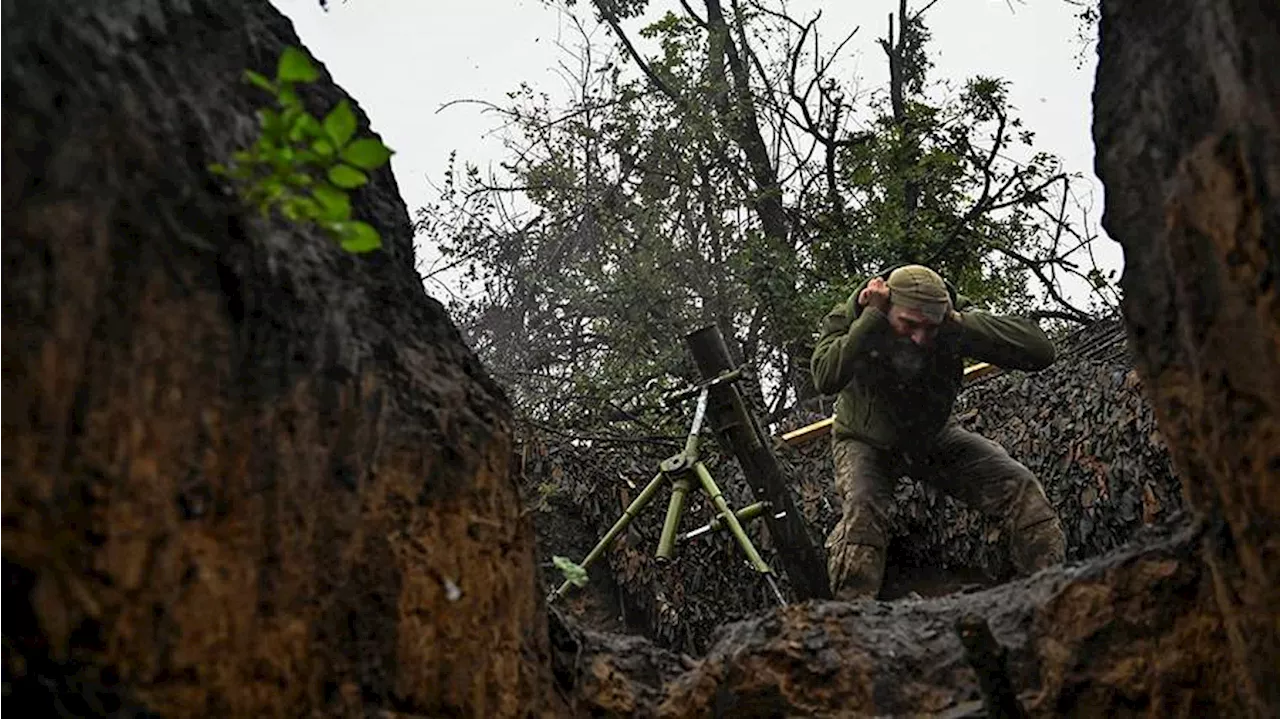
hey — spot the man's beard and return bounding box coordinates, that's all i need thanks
[887,337,930,379]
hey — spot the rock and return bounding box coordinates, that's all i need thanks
[1,0,559,716]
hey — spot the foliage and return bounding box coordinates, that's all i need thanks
[211,46,394,253]
[552,555,590,588]
[805,75,1043,314]
[798,7,1113,322]
[418,64,729,429]
[1064,0,1101,68]
[422,2,1119,433]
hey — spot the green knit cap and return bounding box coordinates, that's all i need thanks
[886,265,951,323]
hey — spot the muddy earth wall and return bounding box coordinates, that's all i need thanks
[1092,0,1280,708]
[2,1,559,716]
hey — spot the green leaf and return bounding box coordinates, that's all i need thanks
[339,138,394,170]
[311,137,336,158]
[552,555,589,588]
[322,100,357,147]
[277,46,319,83]
[281,199,302,221]
[283,196,321,222]
[257,108,280,134]
[284,110,316,143]
[327,164,368,189]
[263,178,285,199]
[296,114,323,140]
[208,163,229,176]
[281,108,305,135]
[311,184,352,221]
[277,86,302,110]
[243,70,276,93]
[271,147,296,173]
[335,221,382,253]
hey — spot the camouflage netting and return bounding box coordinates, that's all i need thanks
[520,317,1185,654]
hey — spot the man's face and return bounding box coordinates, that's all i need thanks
[887,304,942,347]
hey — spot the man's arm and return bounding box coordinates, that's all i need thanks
[810,298,891,395]
[947,309,1056,371]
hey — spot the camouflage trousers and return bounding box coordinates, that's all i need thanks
[825,421,1066,600]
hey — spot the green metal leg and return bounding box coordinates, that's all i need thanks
[692,462,774,576]
[549,471,666,601]
[656,475,693,560]
[679,501,785,542]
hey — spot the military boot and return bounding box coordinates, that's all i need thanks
[1006,474,1066,575]
[827,541,887,600]
[1011,515,1066,575]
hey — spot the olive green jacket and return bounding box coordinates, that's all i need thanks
[810,272,1056,451]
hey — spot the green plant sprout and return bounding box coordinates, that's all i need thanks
[551,555,589,588]
[210,46,394,253]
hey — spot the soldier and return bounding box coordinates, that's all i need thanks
[811,264,1066,600]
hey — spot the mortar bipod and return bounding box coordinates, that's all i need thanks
[678,500,787,543]
[546,366,787,607]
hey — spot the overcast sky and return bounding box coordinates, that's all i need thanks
[269,0,1120,307]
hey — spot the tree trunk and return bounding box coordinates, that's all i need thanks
[1,1,560,716]
[702,0,802,349]
[880,0,922,242]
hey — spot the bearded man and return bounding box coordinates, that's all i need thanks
[811,264,1066,600]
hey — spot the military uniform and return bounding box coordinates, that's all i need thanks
[811,266,1066,600]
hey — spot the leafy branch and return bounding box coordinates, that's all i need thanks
[211,46,395,253]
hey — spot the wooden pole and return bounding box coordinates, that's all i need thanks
[684,325,832,601]
[778,361,1002,447]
